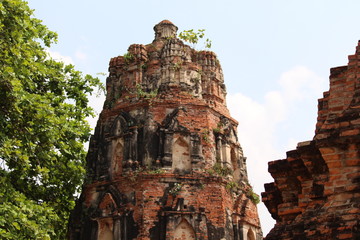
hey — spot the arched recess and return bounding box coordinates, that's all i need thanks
[98,192,118,217]
[95,191,119,240]
[172,135,191,173]
[231,147,240,182]
[109,112,135,137]
[97,218,114,240]
[173,219,196,240]
[221,141,231,169]
[94,186,125,214]
[159,108,190,168]
[247,228,256,240]
[111,139,124,178]
[90,185,124,219]
[230,147,237,168]
[108,112,140,170]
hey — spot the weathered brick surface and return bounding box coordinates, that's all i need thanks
[262,41,360,240]
[68,20,262,240]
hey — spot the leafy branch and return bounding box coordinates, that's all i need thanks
[178,29,212,49]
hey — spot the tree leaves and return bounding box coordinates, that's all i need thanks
[0,0,103,238]
[0,171,59,239]
[178,29,212,49]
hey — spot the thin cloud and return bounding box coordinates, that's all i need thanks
[46,49,74,65]
[279,65,325,102]
[75,50,88,61]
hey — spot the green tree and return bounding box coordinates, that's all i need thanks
[0,0,103,238]
[178,29,212,49]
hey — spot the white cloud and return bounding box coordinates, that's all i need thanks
[46,49,74,65]
[75,50,88,61]
[227,65,326,235]
[264,91,286,122]
[228,91,279,235]
[279,65,325,102]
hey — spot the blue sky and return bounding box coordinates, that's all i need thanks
[28,0,360,235]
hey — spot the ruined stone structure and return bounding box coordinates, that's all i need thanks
[68,20,262,240]
[262,41,360,239]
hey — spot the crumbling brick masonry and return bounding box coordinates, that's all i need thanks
[68,20,262,240]
[262,41,360,240]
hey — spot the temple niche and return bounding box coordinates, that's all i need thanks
[172,135,191,173]
[68,20,262,240]
[173,219,196,240]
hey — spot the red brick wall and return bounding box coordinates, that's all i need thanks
[262,41,360,240]
[68,20,262,240]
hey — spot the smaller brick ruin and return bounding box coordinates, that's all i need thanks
[68,20,262,240]
[262,41,360,239]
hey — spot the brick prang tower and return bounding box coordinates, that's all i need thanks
[68,20,262,240]
[262,41,360,239]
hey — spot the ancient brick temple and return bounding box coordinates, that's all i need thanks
[262,42,360,239]
[68,20,262,240]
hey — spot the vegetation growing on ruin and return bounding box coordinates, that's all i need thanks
[206,162,232,177]
[135,84,158,100]
[201,129,211,143]
[246,188,261,204]
[145,168,166,175]
[226,181,239,192]
[213,162,233,176]
[178,29,212,49]
[123,52,134,64]
[169,183,183,196]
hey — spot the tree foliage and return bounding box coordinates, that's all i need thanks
[0,0,103,238]
[0,173,59,239]
[178,29,212,49]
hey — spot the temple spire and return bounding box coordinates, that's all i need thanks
[153,19,178,40]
